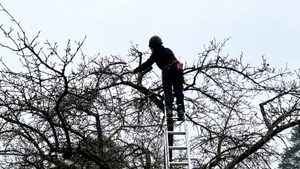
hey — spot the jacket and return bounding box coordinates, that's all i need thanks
[133,46,177,73]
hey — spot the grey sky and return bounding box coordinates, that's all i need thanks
[1,0,300,69]
[1,1,299,167]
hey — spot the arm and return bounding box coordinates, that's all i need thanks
[132,54,156,74]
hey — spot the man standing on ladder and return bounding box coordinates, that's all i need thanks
[129,35,185,121]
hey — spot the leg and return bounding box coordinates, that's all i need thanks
[173,70,185,120]
[162,67,174,111]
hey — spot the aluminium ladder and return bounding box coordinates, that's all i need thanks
[164,112,192,169]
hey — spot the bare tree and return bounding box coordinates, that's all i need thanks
[1,3,300,169]
[183,39,300,168]
[0,3,164,169]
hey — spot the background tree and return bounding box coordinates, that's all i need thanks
[1,3,300,169]
[278,126,300,169]
[0,3,161,169]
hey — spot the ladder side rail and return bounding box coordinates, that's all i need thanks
[164,126,170,169]
[184,118,193,169]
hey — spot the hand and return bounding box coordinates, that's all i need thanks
[128,70,135,74]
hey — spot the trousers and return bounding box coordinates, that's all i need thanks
[162,65,184,111]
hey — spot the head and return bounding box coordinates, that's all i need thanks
[149,35,163,49]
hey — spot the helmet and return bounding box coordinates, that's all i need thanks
[149,35,163,47]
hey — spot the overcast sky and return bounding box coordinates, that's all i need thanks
[1,1,299,167]
[1,0,300,71]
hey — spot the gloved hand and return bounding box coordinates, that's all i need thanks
[128,70,135,74]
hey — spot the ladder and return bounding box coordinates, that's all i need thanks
[164,112,192,169]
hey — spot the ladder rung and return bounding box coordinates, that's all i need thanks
[169,146,187,150]
[170,117,185,121]
[168,131,186,135]
[170,161,189,165]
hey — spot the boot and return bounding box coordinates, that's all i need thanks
[166,109,173,118]
[177,104,184,121]
[177,109,184,121]
[167,109,174,131]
